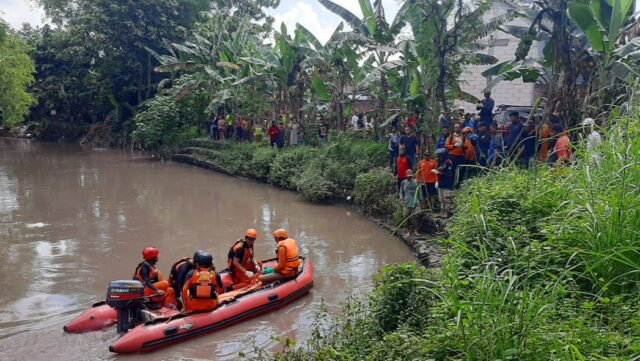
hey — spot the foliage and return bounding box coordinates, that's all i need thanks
[252,105,640,360]
[0,21,35,126]
[269,147,318,190]
[354,169,397,217]
[132,96,198,158]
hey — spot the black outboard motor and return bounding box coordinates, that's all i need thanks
[105,280,145,334]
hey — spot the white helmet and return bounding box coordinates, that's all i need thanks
[582,118,595,127]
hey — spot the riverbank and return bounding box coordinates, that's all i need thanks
[172,137,445,267]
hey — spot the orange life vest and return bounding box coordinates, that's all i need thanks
[167,257,190,286]
[276,238,301,274]
[227,240,254,270]
[133,261,162,283]
[187,268,220,299]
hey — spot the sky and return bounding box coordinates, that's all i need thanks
[0,0,401,44]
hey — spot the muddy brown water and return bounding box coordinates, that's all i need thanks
[0,138,414,360]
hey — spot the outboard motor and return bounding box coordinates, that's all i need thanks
[105,280,145,334]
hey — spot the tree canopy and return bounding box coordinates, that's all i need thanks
[0,19,35,126]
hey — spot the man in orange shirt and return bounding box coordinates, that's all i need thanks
[416,151,439,209]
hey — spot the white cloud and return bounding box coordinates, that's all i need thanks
[269,0,401,45]
[0,0,45,29]
[273,1,329,43]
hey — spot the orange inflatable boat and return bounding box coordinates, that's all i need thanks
[63,257,313,353]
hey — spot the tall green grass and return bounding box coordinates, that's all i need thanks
[250,105,640,360]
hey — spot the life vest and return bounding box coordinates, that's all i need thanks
[227,240,253,270]
[187,268,220,299]
[168,257,192,288]
[133,261,162,283]
[276,238,301,273]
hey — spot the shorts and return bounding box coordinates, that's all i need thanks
[421,183,437,197]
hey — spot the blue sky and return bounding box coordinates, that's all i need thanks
[0,0,401,44]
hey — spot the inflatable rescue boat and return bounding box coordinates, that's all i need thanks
[64,257,313,353]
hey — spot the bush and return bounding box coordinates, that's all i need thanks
[295,159,337,203]
[354,169,397,217]
[270,147,318,190]
[250,147,278,181]
[132,96,197,158]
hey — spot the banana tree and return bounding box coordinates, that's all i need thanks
[318,0,406,120]
[569,0,639,115]
[145,14,249,116]
[400,0,505,128]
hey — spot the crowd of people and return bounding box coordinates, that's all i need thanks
[391,91,598,237]
[210,114,312,149]
[132,228,301,313]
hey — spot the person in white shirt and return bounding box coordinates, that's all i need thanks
[582,117,602,164]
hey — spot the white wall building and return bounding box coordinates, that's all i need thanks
[458,0,541,112]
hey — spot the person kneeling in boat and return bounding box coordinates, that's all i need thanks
[181,251,223,313]
[227,228,261,287]
[134,247,177,307]
[259,229,301,284]
[167,252,204,308]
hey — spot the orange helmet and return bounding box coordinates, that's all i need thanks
[272,229,289,240]
[142,247,159,261]
[245,228,257,239]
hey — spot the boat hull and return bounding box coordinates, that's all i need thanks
[110,258,313,353]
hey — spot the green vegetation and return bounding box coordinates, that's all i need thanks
[0,20,35,126]
[251,106,640,360]
[181,133,389,204]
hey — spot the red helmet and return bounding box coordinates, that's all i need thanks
[142,247,159,261]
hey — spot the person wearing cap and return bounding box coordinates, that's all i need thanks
[463,113,477,133]
[227,229,262,287]
[550,124,572,165]
[399,169,422,237]
[505,112,524,156]
[133,247,177,307]
[416,151,439,209]
[582,118,602,164]
[260,229,301,284]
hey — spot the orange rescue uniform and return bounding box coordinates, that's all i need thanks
[227,240,258,284]
[275,238,301,278]
[181,268,221,312]
[445,134,466,157]
[539,124,551,161]
[133,261,177,306]
[416,159,438,184]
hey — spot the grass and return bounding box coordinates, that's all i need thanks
[246,104,640,360]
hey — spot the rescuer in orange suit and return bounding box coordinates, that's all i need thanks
[181,251,222,312]
[133,247,177,307]
[227,229,261,286]
[259,229,301,284]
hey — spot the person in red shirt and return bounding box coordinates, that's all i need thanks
[268,122,280,148]
[416,151,439,209]
[396,146,412,190]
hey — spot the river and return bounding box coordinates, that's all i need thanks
[0,138,414,360]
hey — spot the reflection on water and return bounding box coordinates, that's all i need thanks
[0,138,414,360]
